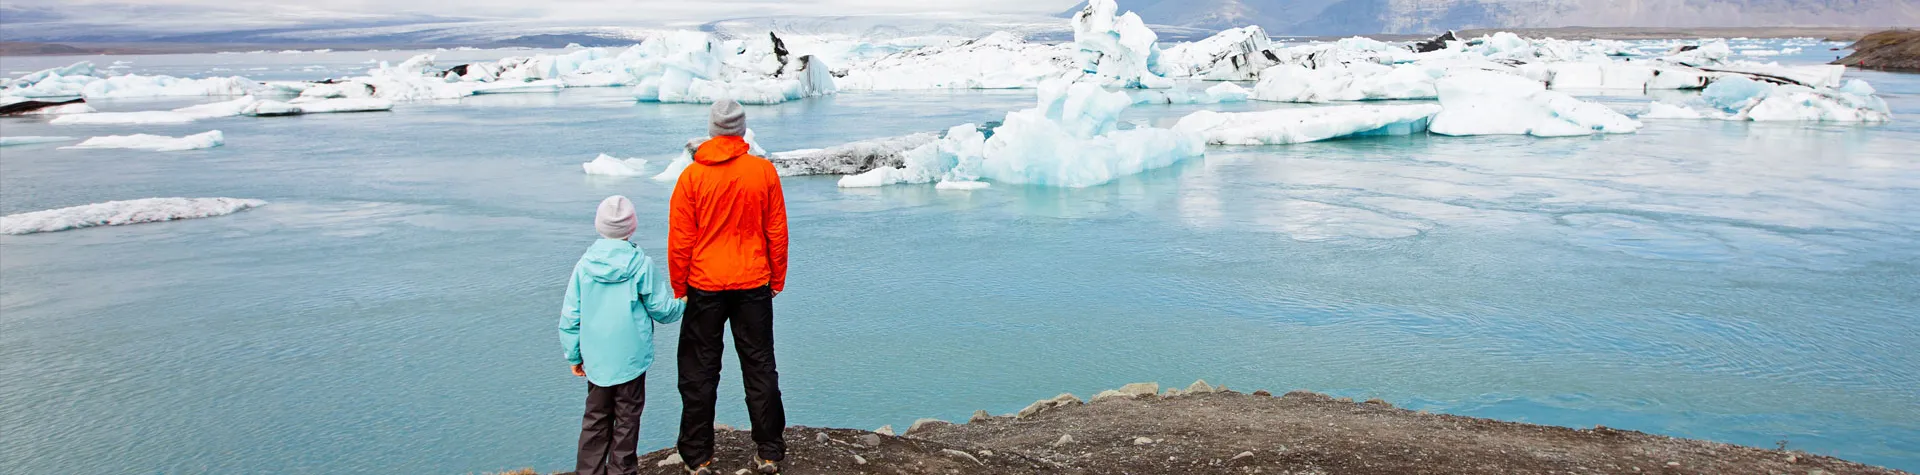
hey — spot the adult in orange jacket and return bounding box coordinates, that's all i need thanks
[669,98,789,475]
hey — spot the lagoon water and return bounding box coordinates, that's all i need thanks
[2,46,1917,473]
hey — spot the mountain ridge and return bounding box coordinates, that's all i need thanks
[1061,0,1920,36]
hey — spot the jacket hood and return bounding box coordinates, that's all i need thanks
[694,136,751,165]
[579,239,643,284]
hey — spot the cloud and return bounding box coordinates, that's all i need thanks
[6,0,1084,25]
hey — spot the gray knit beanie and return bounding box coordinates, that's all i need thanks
[594,195,637,240]
[709,98,746,137]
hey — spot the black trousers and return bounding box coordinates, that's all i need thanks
[677,286,786,465]
[577,375,645,475]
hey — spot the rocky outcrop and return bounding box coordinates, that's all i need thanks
[1833,29,1920,72]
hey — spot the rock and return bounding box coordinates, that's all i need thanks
[1252,389,1272,397]
[1336,397,1355,403]
[1017,393,1082,419]
[1667,461,1681,467]
[716,424,737,431]
[907,418,952,436]
[970,409,992,423]
[1092,382,1160,403]
[1186,379,1215,394]
[853,454,867,465]
[1233,451,1255,461]
[1053,434,1074,447]
[1162,388,1185,397]
[875,425,895,436]
[1364,398,1393,407]
[858,434,882,448]
[979,450,994,457]
[1787,455,1799,463]
[942,448,984,465]
[815,433,831,443]
[657,453,683,467]
[733,470,752,475]
[1133,437,1155,446]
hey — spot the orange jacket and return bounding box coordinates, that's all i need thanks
[669,135,789,298]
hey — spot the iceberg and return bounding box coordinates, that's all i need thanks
[768,132,940,176]
[1173,104,1442,145]
[1428,71,1642,137]
[1672,77,1892,122]
[1069,0,1172,89]
[652,130,771,182]
[3,101,95,116]
[1131,82,1250,105]
[49,96,260,125]
[843,80,1206,188]
[1158,26,1277,81]
[836,32,1074,90]
[630,31,838,104]
[1637,101,1709,119]
[0,197,266,235]
[582,154,651,177]
[1,61,262,99]
[62,131,225,152]
[243,98,394,116]
[0,136,74,147]
[1251,63,1440,103]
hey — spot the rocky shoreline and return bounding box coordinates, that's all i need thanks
[501,380,1906,475]
[1833,30,1920,72]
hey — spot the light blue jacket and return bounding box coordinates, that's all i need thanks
[561,239,684,387]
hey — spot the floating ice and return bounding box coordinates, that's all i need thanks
[1428,71,1641,137]
[1666,77,1892,122]
[1173,104,1442,145]
[1251,63,1439,102]
[1158,26,1276,81]
[843,80,1205,188]
[1131,82,1250,105]
[1,61,260,99]
[244,98,394,116]
[0,136,74,147]
[1638,101,1708,119]
[769,132,939,176]
[0,197,265,235]
[62,131,225,152]
[652,129,770,182]
[9,102,95,115]
[582,154,651,176]
[50,96,261,125]
[1069,0,1171,89]
[836,32,1074,90]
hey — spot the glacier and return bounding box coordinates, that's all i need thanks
[1428,71,1642,137]
[1,62,263,99]
[1173,105,1443,145]
[0,197,266,235]
[62,131,226,152]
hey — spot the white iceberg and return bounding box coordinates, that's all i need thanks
[1,61,262,99]
[652,129,771,182]
[1,197,265,235]
[62,130,225,152]
[50,96,260,125]
[582,154,651,176]
[631,32,838,105]
[1675,77,1892,122]
[9,102,96,115]
[842,79,1206,188]
[1637,101,1708,119]
[1131,82,1250,105]
[1173,104,1442,145]
[1069,0,1172,89]
[1158,26,1277,81]
[0,136,74,147]
[243,98,394,116]
[836,32,1074,90]
[768,132,940,176]
[1251,62,1440,102]
[1428,71,1642,137]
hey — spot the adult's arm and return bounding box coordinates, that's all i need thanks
[669,170,697,299]
[765,166,789,293]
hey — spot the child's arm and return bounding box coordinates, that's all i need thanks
[637,254,685,324]
[559,265,584,367]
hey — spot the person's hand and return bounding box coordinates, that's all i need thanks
[570,364,586,377]
[772,289,781,298]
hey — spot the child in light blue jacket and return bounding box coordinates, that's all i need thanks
[561,195,684,475]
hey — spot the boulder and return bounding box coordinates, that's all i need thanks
[906,418,952,436]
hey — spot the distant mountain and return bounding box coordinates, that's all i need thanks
[1062,0,1920,36]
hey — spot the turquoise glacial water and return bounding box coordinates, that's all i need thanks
[1,48,1916,473]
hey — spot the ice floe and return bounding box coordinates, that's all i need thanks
[1069,0,1172,89]
[1251,63,1441,103]
[1638,101,1707,119]
[582,154,651,176]
[1,62,262,99]
[1428,71,1642,137]
[1643,77,1891,122]
[0,197,266,235]
[1173,104,1442,145]
[0,136,74,147]
[651,130,771,182]
[841,79,1205,188]
[835,32,1073,90]
[768,133,940,176]
[62,131,225,152]
[1130,82,1249,105]
[47,96,389,125]
[1158,26,1278,81]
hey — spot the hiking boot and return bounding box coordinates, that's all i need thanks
[684,460,715,475]
[755,458,781,474]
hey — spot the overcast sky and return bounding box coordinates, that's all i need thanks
[13,0,1090,25]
